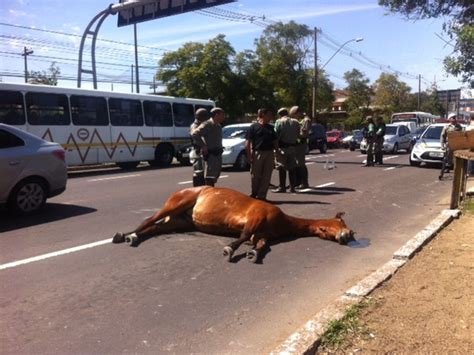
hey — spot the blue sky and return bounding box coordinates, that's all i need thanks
[0,0,466,94]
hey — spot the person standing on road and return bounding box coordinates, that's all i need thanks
[374,116,386,165]
[273,107,300,193]
[191,107,225,186]
[245,108,278,201]
[466,115,474,176]
[290,105,311,189]
[440,114,463,175]
[189,108,209,187]
[363,116,376,167]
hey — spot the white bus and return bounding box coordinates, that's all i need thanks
[390,111,439,128]
[0,83,214,168]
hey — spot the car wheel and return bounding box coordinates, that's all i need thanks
[151,144,174,167]
[116,161,139,169]
[234,151,249,170]
[319,143,327,154]
[8,178,48,215]
[409,155,420,167]
[360,149,366,154]
[392,143,399,154]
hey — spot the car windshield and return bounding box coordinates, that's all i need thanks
[415,126,427,135]
[222,126,249,139]
[422,126,444,140]
[385,126,397,135]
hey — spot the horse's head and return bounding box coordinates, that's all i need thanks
[312,212,355,245]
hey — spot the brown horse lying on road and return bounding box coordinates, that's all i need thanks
[112,186,355,263]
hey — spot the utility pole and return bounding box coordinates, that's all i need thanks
[134,23,140,93]
[131,64,134,93]
[312,27,318,119]
[22,47,34,83]
[417,74,421,110]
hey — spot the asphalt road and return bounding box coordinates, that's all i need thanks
[0,149,453,354]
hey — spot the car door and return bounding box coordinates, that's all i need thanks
[0,129,27,202]
[399,126,410,149]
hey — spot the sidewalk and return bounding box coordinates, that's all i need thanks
[316,195,474,354]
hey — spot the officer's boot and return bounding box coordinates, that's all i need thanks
[299,166,309,189]
[272,168,286,193]
[205,178,215,187]
[193,174,205,187]
[288,169,297,193]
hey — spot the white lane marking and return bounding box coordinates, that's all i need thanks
[306,154,335,160]
[384,155,400,160]
[384,165,403,171]
[357,154,366,157]
[315,182,336,188]
[0,238,113,271]
[306,162,315,165]
[178,175,229,185]
[88,174,141,182]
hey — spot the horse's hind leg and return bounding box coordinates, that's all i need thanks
[123,215,195,247]
[113,189,200,244]
[223,230,252,262]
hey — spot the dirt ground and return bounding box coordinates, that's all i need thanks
[318,203,474,354]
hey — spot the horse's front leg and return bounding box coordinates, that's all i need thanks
[246,237,268,263]
[223,230,252,262]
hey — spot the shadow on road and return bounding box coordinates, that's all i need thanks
[0,204,97,233]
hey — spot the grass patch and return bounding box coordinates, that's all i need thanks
[464,198,474,214]
[318,300,373,352]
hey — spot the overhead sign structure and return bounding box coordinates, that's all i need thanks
[117,0,236,27]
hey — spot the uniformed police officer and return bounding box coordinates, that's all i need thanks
[273,107,300,193]
[191,107,225,186]
[290,105,311,189]
[363,116,376,167]
[440,114,463,175]
[245,108,278,201]
[189,108,209,186]
[374,116,386,165]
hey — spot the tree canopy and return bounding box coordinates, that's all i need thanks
[379,0,473,87]
[28,62,60,86]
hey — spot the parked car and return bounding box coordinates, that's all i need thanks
[348,130,364,151]
[0,123,67,214]
[360,124,412,154]
[409,123,448,167]
[308,123,328,153]
[326,130,346,148]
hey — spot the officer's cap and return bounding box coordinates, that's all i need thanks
[195,108,208,121]
[210,107,224,117]
[277,107,288,116]
[289,106,300,116]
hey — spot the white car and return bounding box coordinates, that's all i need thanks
[409,123,448,166]
[0,123,67,214]
[360,124,412,154]
[222,123,251,170]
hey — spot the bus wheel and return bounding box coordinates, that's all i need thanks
[116,161,139,170]
[152,144,174,167]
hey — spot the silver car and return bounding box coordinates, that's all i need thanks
[360,124,412,154]
[0,124,67,214]
[409,123,448,167]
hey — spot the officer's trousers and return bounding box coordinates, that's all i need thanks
[250,150,274,199]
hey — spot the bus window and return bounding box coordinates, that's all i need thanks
[0,90,26,125]
[173,103,194,127]
[71,95,108,126]
[144,101,173,127]
[26,92,70,125]
[109,98,143,126]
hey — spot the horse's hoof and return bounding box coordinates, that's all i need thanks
[246,250,258,263]
[125,233,139,247]
[223,246,234,262]
[112,232,125,244]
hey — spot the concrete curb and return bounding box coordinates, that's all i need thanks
[271,208,461,355]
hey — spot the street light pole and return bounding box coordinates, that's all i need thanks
[321,37,363,70]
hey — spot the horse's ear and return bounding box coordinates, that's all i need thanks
[335,212,345,219]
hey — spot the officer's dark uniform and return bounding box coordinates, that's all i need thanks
[364,116,376,167]
[440,118,463,173]
[189,108,208,186]
[374,117,386,165]
[291,106,311,189]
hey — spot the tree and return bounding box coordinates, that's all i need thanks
[28,62,60,85]
[379,0,473,87]
[343,69,373,127]
[372,73,412,119]
[255,21,314,111]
